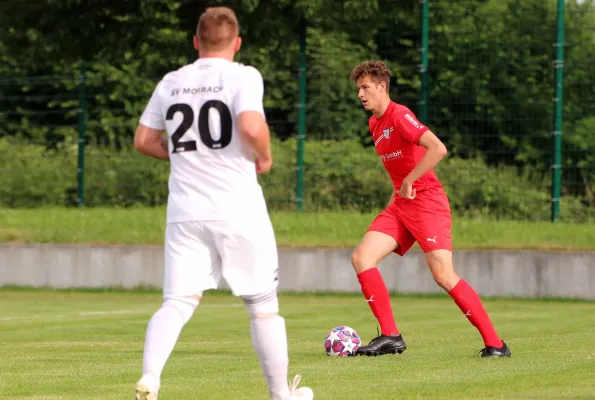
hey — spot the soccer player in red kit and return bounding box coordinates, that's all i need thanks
[349,60,511,358]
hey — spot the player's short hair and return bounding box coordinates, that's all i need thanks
[349,60,392,89]
[196,7,239,51]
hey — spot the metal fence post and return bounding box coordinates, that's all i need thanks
[551,0,565,222]
[419,0,429,124]
[77,61,87,207]
[296,15,307,212]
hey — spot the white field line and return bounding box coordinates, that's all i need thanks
[0,303,244,321]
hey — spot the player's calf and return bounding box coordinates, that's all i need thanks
[242,290,312,400]
[425,250,508,354]
[351,232,402,338]
[136,295,199,400]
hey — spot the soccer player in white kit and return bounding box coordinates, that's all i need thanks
[132,7,313,400]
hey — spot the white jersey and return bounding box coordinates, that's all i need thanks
[140,58,269,223]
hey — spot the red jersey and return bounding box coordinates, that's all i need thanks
[368,101,443,198]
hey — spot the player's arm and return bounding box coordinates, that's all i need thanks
[135,80,169,160]
[235,67,272,173]
[134,125,169,161]
[237,111,272,162]
[403,130,447,185]
[396,111,447,199]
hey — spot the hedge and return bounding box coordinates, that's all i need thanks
[1,138,592,222]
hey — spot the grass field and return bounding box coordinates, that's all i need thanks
[0,289,594,399]
[1,208,594,251]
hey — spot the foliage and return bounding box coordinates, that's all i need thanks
[0,0,593,215]
[2,138,593,222]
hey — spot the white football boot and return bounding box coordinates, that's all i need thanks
[288,375,314,399]
[134,374,158,400]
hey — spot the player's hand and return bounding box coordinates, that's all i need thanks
[255,155,273,174]
[398,180,416,199]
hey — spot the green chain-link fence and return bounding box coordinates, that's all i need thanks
[1,0,593,222]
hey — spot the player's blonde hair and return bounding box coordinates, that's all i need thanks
[350,60,392,89]
[196,7,239,51]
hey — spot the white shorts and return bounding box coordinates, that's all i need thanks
[163,218,278,298]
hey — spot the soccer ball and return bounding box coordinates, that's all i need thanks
[324,325,361,357]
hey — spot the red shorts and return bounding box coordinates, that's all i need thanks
[367,187,452,256]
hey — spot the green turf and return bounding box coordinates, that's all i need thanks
[1,207,594,251]
[0,290,594,399]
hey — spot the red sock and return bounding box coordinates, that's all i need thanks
[357,268,400,336]
[449,279,503,348]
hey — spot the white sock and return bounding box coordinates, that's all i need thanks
[142,298,197,388]
[251,316,290,400]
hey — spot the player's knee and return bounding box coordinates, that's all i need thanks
[351,248,372,273]
[426,250,459,291]
[162,295,199,324]
[429,262,459,291]
[241,290,279,319]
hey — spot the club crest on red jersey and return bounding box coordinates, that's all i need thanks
[375,127,394,147]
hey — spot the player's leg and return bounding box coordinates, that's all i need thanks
[135,295,199,400]
[135,222,221,399]
[241,290,312,400]
[404,189,510,357]
[351,208,415,357]
[424,249,510,357]
[211,218,312,400]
